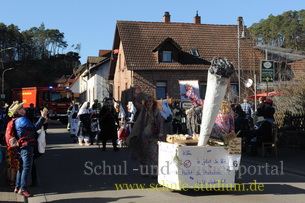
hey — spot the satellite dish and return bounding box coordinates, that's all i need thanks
[245,78,253,88]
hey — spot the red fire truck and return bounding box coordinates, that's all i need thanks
[11,86,73,123]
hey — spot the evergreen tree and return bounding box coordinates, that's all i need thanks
[249,10,305,50]
[0,22,80,91]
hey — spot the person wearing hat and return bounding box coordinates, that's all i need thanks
[8,101,48,197]
[250,116,273,156]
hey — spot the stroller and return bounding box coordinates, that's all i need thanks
[90,117,100,146]
[117,122,132,148]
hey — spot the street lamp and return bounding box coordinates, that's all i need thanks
[1,47,14,70]
[1,67,14,99]
[0,47,14,53]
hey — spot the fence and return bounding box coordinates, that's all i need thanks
[274,111,305,149]
[275,111,305,131]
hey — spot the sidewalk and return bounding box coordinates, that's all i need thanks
[0,163,24,203]
[0,189,24,203]
[242,146,305,177]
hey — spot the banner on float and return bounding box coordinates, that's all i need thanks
[158,142,241,190]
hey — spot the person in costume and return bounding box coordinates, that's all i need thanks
[131,95,164,177]
[210,100,235,142]
[98,98,119,151]
[160,100,173,138]
[77,102,92,146]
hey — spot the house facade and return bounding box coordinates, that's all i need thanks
[87,58,111,103]
[290,59,305,74]
[73,50,112,104]
[109,12,266,107]
[71,64,87,103]
[70,74,80,102]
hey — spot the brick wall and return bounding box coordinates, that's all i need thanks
[290,59,305,76]
[133,70,208,99]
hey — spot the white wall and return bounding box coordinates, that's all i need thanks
[97,61,110,102]
[88,75,95,104]
[70,77,80,94]
[87,61,111,104]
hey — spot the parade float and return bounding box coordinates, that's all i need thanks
[158,58,242,190]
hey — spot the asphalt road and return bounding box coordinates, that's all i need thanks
[27,121,305,203]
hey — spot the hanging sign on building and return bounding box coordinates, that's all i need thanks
[261,60,274,82]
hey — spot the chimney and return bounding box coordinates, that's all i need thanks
[237,16,247,38]
[237,16,243,26]
[194,10,201,24]
[163,11,171,23]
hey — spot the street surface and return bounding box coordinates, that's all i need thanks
[27,121,305,203]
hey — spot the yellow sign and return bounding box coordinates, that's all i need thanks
[22,92,32,95]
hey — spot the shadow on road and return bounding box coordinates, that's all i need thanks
[48,196,143,203]
[32,121,305,199]
[175,183,305,196]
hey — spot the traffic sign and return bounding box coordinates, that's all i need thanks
[261,60,274,82]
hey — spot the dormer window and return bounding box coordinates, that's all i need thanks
[153,38,181,63]
[190,48,200,57]
[163,51,172,62]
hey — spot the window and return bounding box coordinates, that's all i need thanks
[199,82,207,99]
[230,83,239,96]
[162,51,172,62]
[43,92,49,101]
[190,49,200,57]
[156,82,167,99]
[49,91,73,102]
[118,54,121,70]
[228,83,239,103]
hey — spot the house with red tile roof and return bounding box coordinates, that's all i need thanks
[72,50,112,103]
[109,12,265,107]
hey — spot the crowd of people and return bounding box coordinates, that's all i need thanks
[67,98,120,151]
[180,83,276,156]
[0,93,276,197]
[231,97,276,156]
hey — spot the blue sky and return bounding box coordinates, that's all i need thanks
[1,0,303,64]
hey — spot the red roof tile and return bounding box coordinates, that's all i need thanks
[115,21,262,70]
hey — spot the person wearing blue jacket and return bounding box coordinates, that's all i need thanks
[8,101,48,197]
